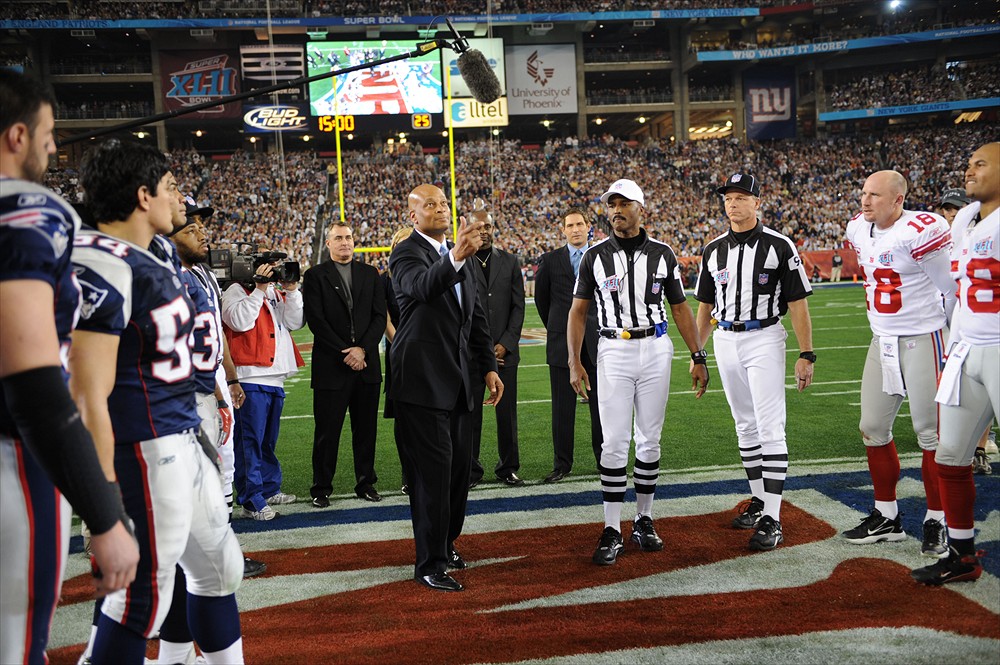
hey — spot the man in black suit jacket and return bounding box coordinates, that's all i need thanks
[469,209,526,487]
[389,184,503,592]
[534,209,604,483]
[302,223,387,507]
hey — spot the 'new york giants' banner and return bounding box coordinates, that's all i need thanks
[743,67,796,140]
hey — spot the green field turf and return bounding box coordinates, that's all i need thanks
[272,283,927,499]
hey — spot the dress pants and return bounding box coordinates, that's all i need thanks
[310,377,380,498]
[470,363,519,483]
[550,345,602,474]
[395,395,472,577]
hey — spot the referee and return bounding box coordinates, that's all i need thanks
[694,172,815,552]
[568,178,709,566]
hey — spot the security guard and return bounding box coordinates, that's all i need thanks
[694,172,815,552]
[568,178,708,566]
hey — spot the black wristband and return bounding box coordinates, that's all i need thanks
[227,379,240,385]
[1,366,124,535]
[799,351,817,363]
[691,349,708,365]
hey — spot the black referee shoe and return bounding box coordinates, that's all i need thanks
[592,527,623,565]
[630,516,663,552]
[748,515,783,551]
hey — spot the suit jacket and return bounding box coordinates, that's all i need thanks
[388,233,497,411]
[472,247,525,369]
[302,258,387,389]
[534,245,599,367]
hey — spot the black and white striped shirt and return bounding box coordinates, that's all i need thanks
[695,222,812,322]
[574,228,687,329]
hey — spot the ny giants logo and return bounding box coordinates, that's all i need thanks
[526,50,554,87]
[748,86,792,122]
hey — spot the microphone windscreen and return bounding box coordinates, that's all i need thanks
[456,49,503,104]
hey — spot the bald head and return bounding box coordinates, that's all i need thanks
[965,142,1000,209]
[861,170,907,229]
[408,184,450,240]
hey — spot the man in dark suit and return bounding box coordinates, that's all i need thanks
[469,207,526,488]
[534,208,604,483]
[303,223,387,507]
[389,184,503,592]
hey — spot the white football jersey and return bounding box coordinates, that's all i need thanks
[950,201,1000,346]
[845,209,953,337]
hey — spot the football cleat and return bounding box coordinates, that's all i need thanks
[592,527,623,565]
[920,518,949,559]
[911,548,984,585]
[842,509,906,544]
[748,515,783,551]
[732,496,764,530]
[631,515,664,552]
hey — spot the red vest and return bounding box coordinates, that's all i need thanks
[225,288,305,368]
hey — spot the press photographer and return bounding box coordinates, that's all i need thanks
[220,255,305,521]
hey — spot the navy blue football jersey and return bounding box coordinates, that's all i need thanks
[72,229,200,443]
[0,177,81,437]
[182,265,224,395]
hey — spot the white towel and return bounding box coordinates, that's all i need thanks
[879,336,905,397]
[935,340,971,407]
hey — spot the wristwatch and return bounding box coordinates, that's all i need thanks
[691,349,708,365]
[799,351,817,363]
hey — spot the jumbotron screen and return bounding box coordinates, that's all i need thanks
[307,40,443,116]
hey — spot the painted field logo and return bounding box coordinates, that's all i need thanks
[243,106,308,131]
[526,50,554,87]
[166,55,236,111]
[748,86,792,121]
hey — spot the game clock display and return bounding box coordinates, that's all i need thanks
[316,113,439,133]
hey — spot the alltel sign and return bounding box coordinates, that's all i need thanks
[242,105,308,132]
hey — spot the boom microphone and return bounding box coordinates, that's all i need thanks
[445,18,504,104]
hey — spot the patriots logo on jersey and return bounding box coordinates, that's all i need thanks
[600,275,621,292]
[715,269,730,285]
[77,279,109,320]
[758,273,769,285]
[878,251,893,266]
[974,238,994,255]
[16,193,47,207]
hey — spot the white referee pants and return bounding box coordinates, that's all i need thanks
[713,325,789,519]
[596,334,674,470]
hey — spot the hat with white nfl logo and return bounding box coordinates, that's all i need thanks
[940,188,971,208]
[600,179,645,206]
[716,173,761,197]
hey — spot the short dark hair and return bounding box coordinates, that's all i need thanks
[0,69,57,134]
[80,139,171,224]
[562,207,590,225]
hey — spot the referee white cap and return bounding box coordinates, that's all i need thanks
[600,179,645,206]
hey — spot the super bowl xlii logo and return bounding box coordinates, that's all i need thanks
[166,55,237,112]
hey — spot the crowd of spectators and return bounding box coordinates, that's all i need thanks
[824,60,996,111]
[55,100,154,119]
[583,47,670,64]
[44,121,993,276]
[688,83,733,102]
[586,86,673,105]
[1,0,934,21]
[49,55,151,76]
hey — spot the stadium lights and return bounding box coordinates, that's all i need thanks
[491,128,500,136]
[889,0,902,9]
[594,118,604,125]
[398,132,406,139]
[346,133,354,140]
[387,138,395,145]
[637,116,647,124]
[249,137,256,143]
[195,130,203,137]
[541,120,551,128]
[441,131,449,137]
[302,135,311,142]
[136,131,145,139]
[726,120,733,127]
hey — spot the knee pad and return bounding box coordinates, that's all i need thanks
[860,430,891,448]
[184,532,243,597]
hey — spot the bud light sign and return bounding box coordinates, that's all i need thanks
[242,104,309,133]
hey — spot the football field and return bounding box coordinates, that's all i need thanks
[274,283,936,498]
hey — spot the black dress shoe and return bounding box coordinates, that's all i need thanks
[448,548,467,570]
[357,486,382,502]
[311,495,330,508]
[415,572,464,592]
[401,484,409,495]
[468,479,480,490]
[497,472,525,487]
[543,469,568,483]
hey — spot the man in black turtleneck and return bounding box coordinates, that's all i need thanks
[468,207,526,488]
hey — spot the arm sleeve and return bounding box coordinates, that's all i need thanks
[221,283,265,332]
[663,248,688,306]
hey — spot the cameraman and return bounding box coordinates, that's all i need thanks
[221,260,305,521]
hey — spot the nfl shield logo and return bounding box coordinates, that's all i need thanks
[758,273,769,285]
[652,282,661,295]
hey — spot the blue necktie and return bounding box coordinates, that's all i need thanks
[439,244,462,308]
[571,248,582,277]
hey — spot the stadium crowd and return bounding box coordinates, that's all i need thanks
[42,121,993,274]
[826,60,997,111]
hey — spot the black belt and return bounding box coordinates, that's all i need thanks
[717,317,780,333]
[599,326,656,339]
